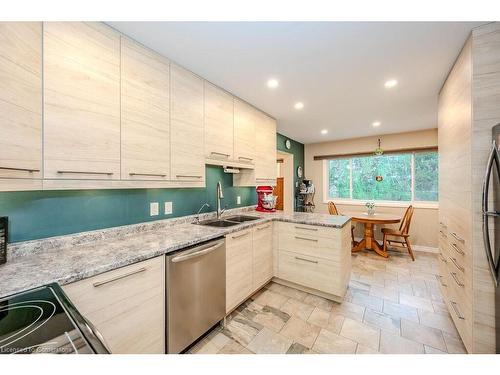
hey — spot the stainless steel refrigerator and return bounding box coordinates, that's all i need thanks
[482,123,500,353]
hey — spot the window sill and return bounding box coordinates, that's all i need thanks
[322,199,439,210]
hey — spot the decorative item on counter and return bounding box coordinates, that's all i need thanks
[256,186,277,212]
[374,138,383,156]
[375,175,383,182]
[365,202,375,215]
[0,216,7,265]
[297,165,303,178]
[299,181,307,193]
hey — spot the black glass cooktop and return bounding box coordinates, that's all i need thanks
[0,284,109,354]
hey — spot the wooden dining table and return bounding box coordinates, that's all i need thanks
[343,211,401,258]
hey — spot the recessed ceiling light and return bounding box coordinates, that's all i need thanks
[267,78,279,89]
[321,129,328,135]
[384,79,398,88]
[294,102,304,110]
[372,121,381,127]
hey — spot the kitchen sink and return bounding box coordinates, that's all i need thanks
[224,215,260,223]
[196,219,241,227]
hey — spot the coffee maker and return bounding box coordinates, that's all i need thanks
[256,186,277,212]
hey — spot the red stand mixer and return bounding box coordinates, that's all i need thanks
[256,186,277,212]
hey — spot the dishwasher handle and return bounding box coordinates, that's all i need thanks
[170,240,224,263]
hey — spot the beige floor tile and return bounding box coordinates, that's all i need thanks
[286,342,315,354]
[363,308,400,335]
[303,294,335,311]
[272,283,309,300]
[307,307,345,334]
[252,306,290,332]
[205,330,231,350]
[190,339,220,354]
[418,309,459,336]
[424,345,447,354]
[356,344,380,354]
[281,298,315,321]
[401,319,447,352]
[312,328,357,354]
[399,293,434,312]
[369,285,399,303]
[383,300,419,322]
[331,300,365,321]
[218,340,253,354]
[379,331,425,354]
[223,315,263,346]
[442,332,467,354]
[352,291,384,312]
[246,327,292,354]
[349,280,371,292]
[340,318,380,350]
[280,317,321,348]
[252,289,289,309]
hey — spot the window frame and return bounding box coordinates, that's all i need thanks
[322,150,439,209]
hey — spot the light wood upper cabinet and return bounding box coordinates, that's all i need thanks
[121,37,170,181]
[170,64,205,181]
[255,113,277,182]
[63,256,165,354]
[234,99,256,165]
[43,22,121,180]
[0,22,42,182]
[204,82,234,161]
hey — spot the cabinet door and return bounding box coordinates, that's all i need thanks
[255,113,277,183]
[62,256,165,354]
[170,64,205,181]
[234,99,256,165]
[226,229,253,313]
[0,22,42,182]
[252,223,273,290]
[121,37,170,181]
[43,22,121,180]
[204,82,234,161]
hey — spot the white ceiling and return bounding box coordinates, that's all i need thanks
[109,22,484,144]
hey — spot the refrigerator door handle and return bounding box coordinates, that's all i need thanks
[482,140,500,287]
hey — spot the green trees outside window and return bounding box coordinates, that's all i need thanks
[327,151,438,202]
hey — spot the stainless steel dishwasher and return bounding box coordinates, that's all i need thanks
[165,238,226,354]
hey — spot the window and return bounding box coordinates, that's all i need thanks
[325,151,438,203]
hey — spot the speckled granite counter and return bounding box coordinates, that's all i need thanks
[0,209,350,298]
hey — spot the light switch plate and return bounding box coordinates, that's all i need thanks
[150,202,159,216]
[164,201,173,215]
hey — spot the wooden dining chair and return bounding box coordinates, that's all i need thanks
[328,202,357,247]
[381,205,415,261]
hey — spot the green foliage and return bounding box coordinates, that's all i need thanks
[327,151,438,202]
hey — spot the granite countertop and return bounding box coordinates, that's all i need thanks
[0,210,350,298]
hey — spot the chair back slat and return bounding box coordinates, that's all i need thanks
[328,201,339,215]
[399,205,414,235]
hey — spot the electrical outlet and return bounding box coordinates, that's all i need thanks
[150,202,159,216]
[236,196,241,205]
[164,201,173,215]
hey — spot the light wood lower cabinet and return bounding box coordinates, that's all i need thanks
[120,37,170,181]
[226,228,254,313]
[63,256,165,354]
[43,22,121,180]
[0,22,42,187]
[277,222,351,300]
[170,64,205,182]
[252,223,274,290]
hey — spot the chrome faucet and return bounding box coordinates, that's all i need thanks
[194,203,210,223]
[216,181,225,219]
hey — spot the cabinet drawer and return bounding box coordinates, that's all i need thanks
[278,232,342,261]
[63,256,165,353]
[279,221,339,240]
[278,250,343,296]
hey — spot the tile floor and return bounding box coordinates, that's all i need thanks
[188,250,467,354]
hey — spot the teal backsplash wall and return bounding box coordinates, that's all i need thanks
[276,133,305,208]
[0,134,304,243]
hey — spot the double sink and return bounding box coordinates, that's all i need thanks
[196,215,260,227]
